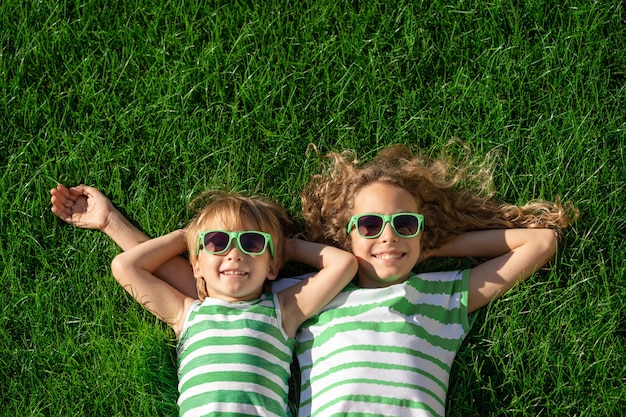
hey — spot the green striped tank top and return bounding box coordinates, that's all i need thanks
[295,270,471,417]
[177,293,295,417]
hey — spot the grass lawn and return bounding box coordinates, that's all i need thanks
[2,0,624,415]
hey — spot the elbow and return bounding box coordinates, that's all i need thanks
[538,229,559,262]
[110,254,126,283]
[547,229,559,254]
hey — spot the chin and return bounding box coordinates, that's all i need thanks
[379,272,413,286]
[377,268,411,281]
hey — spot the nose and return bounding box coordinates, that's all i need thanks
[225,243,244,260]
[379,221,398,242]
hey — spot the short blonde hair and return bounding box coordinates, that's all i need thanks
[186,191,292,300]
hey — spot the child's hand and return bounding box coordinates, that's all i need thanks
[50,184,115,230]
[173,228,188,244]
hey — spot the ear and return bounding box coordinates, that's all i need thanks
[266,259,281,281]
[192,258,203,279]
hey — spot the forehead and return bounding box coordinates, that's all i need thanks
[352,182,418,215]
[201,212,261,232]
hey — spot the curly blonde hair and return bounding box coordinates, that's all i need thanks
[186,191,292,300]
[301,143,578,254]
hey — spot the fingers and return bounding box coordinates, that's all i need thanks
[50,197,71,221]
[70,184,91,195]
[50,183,70,199]
[50,184,78,222]
[51,184,93,205]
[50,184,74,207]
[72,184,105,201]
[50,201,71,222]
[50,185,67,208]
[50,184,114,230]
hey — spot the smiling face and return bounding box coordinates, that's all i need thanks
[192,217,280,302]
[349,182,422,288]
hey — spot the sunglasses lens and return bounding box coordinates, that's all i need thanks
[203,231,230,253]
[239,232,267,254]
[357,215,384,237]
[393,214,419,236]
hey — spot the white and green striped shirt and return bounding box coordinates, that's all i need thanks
[293,270,471,417]
[176,293,296,417]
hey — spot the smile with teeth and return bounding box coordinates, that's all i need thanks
[374,253,403,260]
[221,270,248,276]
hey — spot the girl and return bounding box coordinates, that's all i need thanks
[86,190,356,416]
[293,143,577,416]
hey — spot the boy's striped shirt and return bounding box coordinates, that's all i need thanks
[177,293,295,417]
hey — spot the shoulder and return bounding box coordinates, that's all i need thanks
[404,270,471,305]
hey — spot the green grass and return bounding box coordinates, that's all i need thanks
[2,0,624,415]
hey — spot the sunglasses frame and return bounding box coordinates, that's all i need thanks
[196,230,275,257]
[346,212,425,239]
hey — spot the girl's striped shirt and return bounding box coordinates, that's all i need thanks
[294,270,471,417]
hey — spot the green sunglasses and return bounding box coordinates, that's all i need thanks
[196,230,275,257]
[347,212,424,239]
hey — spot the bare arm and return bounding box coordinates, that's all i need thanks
[430,229,558,313]
[277,239,357,338]
[110,229,196,336]
[50,184,196,297]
